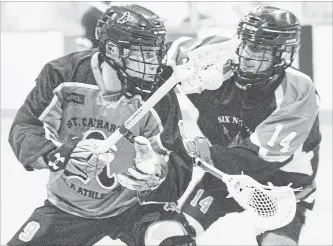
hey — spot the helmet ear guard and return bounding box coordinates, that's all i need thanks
[103,40,124,65]
[278,45,299,67]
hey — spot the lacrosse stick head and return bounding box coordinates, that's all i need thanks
[224,174,297,235]
[171,38,238,94]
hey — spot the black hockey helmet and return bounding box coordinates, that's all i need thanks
[95,4,167,98]
[234,5,301,89]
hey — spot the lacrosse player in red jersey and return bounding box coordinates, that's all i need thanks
[138,5,322,246]
[7,4,195,246]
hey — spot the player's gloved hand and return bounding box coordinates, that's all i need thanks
[178,121,213,164]
[46,134,116,180]
[46,134,81,172]
[117,136,168,192]
[65,139,117,180]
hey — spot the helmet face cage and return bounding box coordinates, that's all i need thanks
[234,6,301,88]
[236,41,276,77]
[123,45,166,92]
[95,5,167,98]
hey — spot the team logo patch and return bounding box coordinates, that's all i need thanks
[64,92,85,105]
[63,129,118,190]
[117,12,130,24]
[48,153,65,171]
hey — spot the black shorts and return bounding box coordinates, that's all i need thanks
[7,200,161,246]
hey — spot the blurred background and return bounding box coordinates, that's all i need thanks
[1,2,332,245]
[1,1,332,111]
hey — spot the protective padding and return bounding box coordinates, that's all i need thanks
[144,220,188,245]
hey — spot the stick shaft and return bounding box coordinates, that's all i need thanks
[97,74,178,153]
[97,38,235,153]
[195,158,227,181]
[177,165,206,208]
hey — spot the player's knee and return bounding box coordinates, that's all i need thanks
[144,220,196,246]
[259,232,297,246]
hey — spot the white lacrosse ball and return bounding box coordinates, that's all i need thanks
[199,69,224,91]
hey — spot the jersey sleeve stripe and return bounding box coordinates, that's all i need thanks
[53,82,99,93]
[43,122,62,147]
[273,84,284,112]
[248,84,285,153]
[38,95,59,121]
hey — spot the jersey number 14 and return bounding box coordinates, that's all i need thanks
[190,189,213,214]
[266,124,297,152]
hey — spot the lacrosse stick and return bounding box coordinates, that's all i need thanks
[195,158,299,235]
[97,39,236,153]
[173,84,210,209]
[173,84,299,235]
